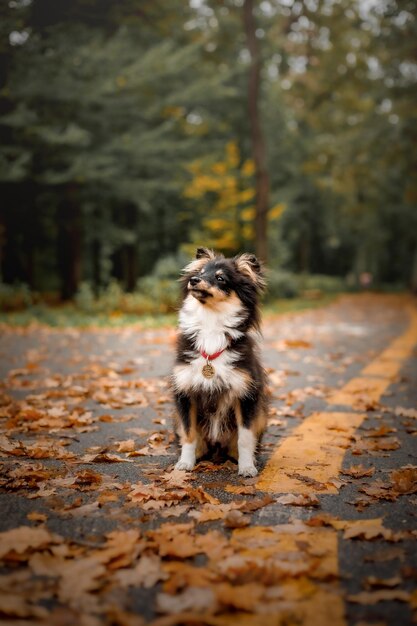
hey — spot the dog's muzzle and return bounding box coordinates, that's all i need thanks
[188,278,212,301]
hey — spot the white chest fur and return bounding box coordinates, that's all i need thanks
[179,294,245,354]
[173,349,248,395]
[174,295,250,396]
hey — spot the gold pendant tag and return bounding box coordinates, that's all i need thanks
[202,362,215,378]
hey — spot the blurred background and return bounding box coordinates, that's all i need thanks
[0,0,416,320]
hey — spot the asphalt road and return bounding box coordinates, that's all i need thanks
[0,293,416,626]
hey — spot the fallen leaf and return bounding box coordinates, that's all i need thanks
[238,495,275,513]
[348,590,410,604]
[156,587,217,614]
[216,582,264,611]
[341,465,375,478]
[0,592,48,618]
[117,439,136,453]
[390,466,417,494]
[0,526,61,559]
[189,503,241,523]
[276,494,319,507]
[225,485,257,495]
[223,510,251,529]
[114,554,168,588]
[394,407,417,419]
[26,511,47,522]
[363,575,402,589]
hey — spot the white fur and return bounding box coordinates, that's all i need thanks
[179,294,245,354]
[175,441,196,471]
[174,292,257,463]
[173,350,250,396]
[207,400,233,444]
[237,427,257,477]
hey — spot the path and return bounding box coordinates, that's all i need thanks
[0,293,416,626]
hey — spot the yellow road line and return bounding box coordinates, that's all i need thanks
[257,303,417,494]
[326,376,390,408]
[257,411,363,494]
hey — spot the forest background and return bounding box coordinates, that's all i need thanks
[0,0,416,319]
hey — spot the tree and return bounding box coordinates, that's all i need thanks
[243,0,270,263]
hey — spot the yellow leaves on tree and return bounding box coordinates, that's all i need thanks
[183,140,285,253]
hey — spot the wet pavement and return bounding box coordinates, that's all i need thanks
[0,293,416,626]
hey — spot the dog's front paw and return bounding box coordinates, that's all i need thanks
[238,465,258,477]
[175,460,195,472]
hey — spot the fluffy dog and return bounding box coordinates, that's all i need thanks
[172,247,267,477]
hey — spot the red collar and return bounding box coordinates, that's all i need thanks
[200,348,226,361]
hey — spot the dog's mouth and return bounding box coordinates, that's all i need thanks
[190,287,212,302]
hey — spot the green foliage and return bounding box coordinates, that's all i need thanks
[0,0,415,297]
[266,271,346,300]
[74,282,95,313]
[0,283,33,311]
[266,270,300,300]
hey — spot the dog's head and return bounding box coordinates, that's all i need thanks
[180,247,266,315]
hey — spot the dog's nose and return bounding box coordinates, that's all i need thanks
[189,276,201,287]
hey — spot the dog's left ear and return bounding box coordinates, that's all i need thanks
[234,253,266,290]
[195,247,215,260]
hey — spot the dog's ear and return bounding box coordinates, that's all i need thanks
[181,248,216,277]
[234,253,266,291]
[195,247,215,260]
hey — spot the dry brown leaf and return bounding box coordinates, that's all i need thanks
[63,501,101,517]
[282,339,312,349]
[114,554,168,588]
[159,505,190,518]
[238,495,275,513]
[159,469,194,489]
[341,465,375,478]
[189,503,241,523]
[276,494,320,507]
[116,439,136,453]
[94,529,143,569]
[73,469,103,489]
[394,407,417,419]
[363,575,402,589]
[57,556,107,603]
[162,562,218,596]
[341,519,398,541]
[194,531,233,561]
[80,451,133,463]
[390,466,417,494]
[223,510,251,529]
[348,589,410,604]
[0,592,48,618]
[148,523,199,559]
[184,486,220,505]
[225,485,256,495]
[26,511,47,522]
[216,582,265,611]
[0,525,61,559]
[156,587,217,615]
[363,425,397,438]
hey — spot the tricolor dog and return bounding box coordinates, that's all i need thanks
[172,247,267,477]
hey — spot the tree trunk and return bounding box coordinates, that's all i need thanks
[243,0,269,263]
[57,188,82,300]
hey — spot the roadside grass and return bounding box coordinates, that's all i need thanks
[0,295,339,329]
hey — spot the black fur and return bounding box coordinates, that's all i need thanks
[172,249,268,472]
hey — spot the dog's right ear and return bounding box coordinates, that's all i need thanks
[195,247,215,260]
[181,248,216,278]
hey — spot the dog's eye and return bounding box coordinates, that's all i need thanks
[216,275,225,282]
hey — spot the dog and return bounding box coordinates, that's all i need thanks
[172,247,267,477]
